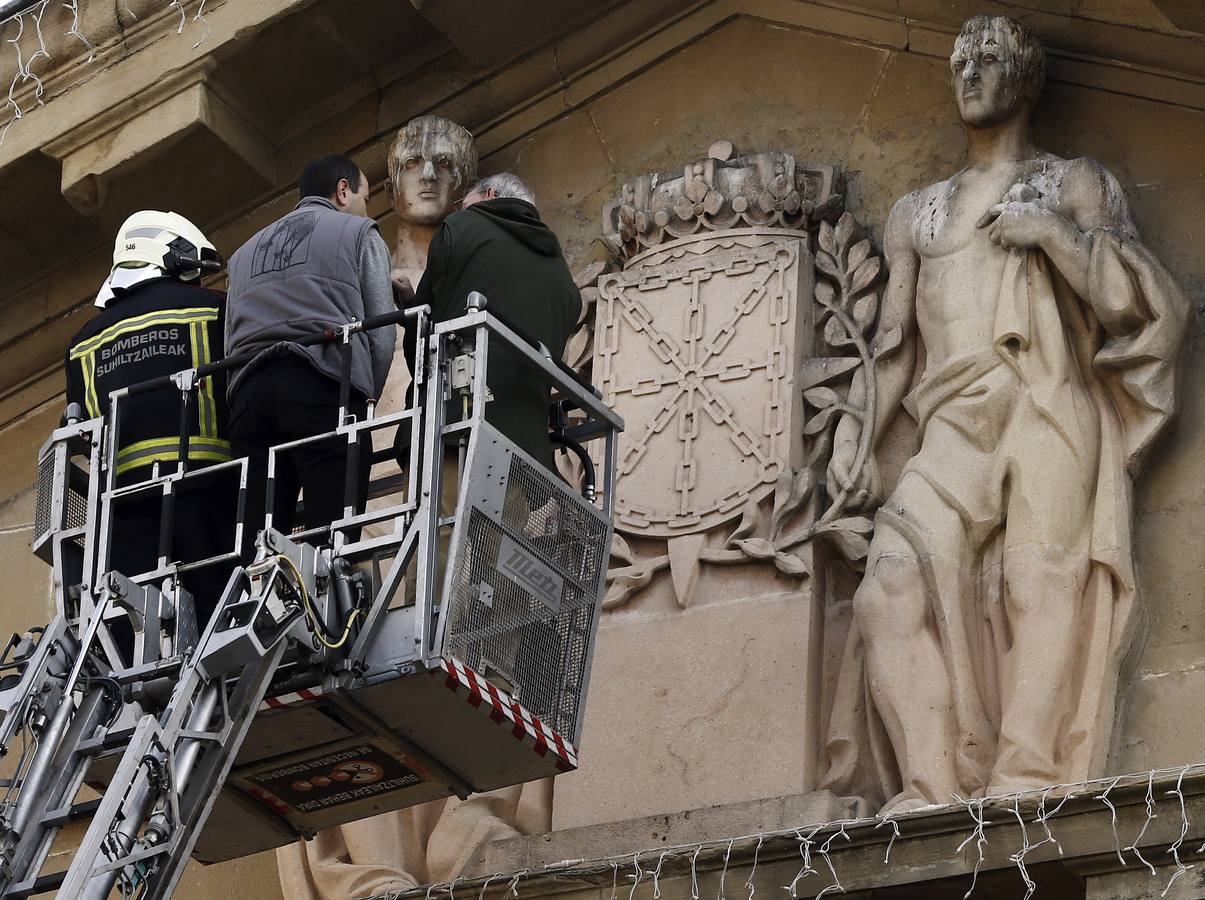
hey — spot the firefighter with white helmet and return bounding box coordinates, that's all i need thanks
[65,210,234,624]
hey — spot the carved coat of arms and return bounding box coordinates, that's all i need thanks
[571,143,883,608]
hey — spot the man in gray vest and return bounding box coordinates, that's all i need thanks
[225,154,396,543]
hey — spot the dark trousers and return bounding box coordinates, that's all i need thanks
[229,356,369,552]
[107,473,238,661]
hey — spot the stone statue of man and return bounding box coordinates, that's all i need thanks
[370,114,478,427]
[387,114,478,290]
[822,15,1188,813]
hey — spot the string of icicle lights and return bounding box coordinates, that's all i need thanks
[378,764,1205,900]
[0,0,211,146]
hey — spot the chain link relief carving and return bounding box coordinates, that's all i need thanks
[567,145,886,609]
[598,236,807,537]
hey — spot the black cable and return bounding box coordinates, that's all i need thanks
[550,432,596,499]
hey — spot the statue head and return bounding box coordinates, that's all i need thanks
[387,115,478,226]
[950,15,1045,128]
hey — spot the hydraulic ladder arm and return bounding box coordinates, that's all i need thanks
[0,300,622,899]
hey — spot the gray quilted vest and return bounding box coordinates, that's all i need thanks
[225,197,378,399]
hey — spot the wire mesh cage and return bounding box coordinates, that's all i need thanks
[441,425,611,746]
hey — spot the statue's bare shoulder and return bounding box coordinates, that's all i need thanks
[874,189,924,340]
[1027,155,1136,235]
[884,186,929,258]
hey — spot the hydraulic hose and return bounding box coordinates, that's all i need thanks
[550,432,596,502]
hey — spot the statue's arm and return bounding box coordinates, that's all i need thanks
[867,197,920,444]
[1031,208,1094,302]
[828,196,918,504]
[984,159,1145,335]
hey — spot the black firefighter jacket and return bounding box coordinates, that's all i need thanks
[66,278,230,482]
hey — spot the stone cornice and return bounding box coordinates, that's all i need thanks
[0,0,192,118]
[0,0,303,172]
[8,0,1204,180]
[470,0,1205,165]
[41,58,273,215]
[376,770,1205,898]
[40,57,215,158]
[3,0,1205,405]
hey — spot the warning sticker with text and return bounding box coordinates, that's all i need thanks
[248,744,423,813]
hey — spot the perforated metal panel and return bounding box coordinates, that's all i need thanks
[34,446,89,565]
[441,431,610,745]
[33,451,55,545]
[65,479,88,531]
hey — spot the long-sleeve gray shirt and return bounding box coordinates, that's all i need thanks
[358,229,396,395]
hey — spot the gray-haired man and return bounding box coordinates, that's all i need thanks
[405,173,581,468]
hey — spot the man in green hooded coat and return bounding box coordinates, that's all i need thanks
[405,172,582,469]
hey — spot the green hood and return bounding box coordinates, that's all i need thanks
[460,197,562,257]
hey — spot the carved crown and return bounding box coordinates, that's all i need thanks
[601,140,845,262]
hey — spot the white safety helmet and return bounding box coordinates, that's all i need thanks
[110,210,221,283]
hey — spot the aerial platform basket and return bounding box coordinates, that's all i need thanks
[196,416,611,862]
[0,299,621,898]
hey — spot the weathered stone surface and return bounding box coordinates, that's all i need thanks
[43,60,273,215]
[553,587,825,830]
[173,853,286,900]
[1085,863,1205,900]
[1113,666,1205,774]
[597,233,816,540]
[0,489,51,638]
[373,771,1205,899]
[476,790,859,875]
[0,2,1200,898]
[821,14,1192,814]
[1151,0,1205,33]
[407,0,627,67]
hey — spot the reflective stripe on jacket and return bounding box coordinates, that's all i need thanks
[65,278,230,478]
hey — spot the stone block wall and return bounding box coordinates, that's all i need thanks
[0,1,1200,895]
